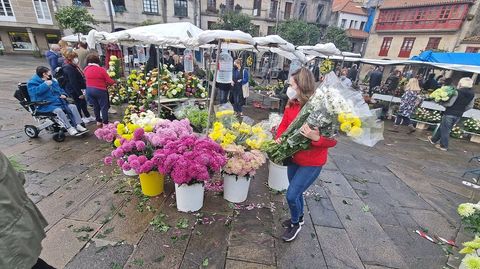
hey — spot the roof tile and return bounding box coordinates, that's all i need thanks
[346,29,369,39]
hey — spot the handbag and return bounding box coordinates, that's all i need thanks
[242,83,249,98]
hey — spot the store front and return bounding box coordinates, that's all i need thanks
[0,28,61,54]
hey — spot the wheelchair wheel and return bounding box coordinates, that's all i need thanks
[24,125,40,138]
[52,132,65,142]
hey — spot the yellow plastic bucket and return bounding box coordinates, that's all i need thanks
[139,171,164,196]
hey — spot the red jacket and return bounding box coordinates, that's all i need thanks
[276,102,337,166]
[83,64,115,90]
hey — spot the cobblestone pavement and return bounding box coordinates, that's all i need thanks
[1,55,479,269]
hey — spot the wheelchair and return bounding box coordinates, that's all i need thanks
[14,82,87,142]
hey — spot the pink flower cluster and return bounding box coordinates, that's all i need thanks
[144,119,193,147]
[223,146,266,177]
[153,135,226,185]
[94,122,119,142]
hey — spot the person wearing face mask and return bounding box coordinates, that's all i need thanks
[275,67,337,242]
[62,50,94,124]
[27,66,87,136]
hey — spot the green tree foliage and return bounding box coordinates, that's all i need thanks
[212,11,255,36]
[323,26,351,52]
[55,6,96,34]
[277,20,321,46]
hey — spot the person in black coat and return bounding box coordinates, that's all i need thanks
[423,73,439,91]
[369,66,383,95]
[347,64,358,82]
[62,50,92,122]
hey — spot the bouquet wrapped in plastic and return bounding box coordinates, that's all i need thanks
[266,72,383,164]
[429,85,456,103]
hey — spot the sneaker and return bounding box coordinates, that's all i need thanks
[76,124,87,132]
[281,216,305,228]
[67,127,78,136]
[435,144,447,151]
[82,117,90,124]
[427,136,436,144]
[407,125,416,134]
[282,223,302,242]
[87,116,96,122]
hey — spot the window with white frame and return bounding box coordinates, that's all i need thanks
[143,0,159,14]
[174,0,187,17]
[33,0,52,24]
[0,0,15,22]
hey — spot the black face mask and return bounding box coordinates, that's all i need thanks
[47,74,52,80]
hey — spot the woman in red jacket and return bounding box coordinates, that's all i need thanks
[84,53,115,127]
[275,67,337,242]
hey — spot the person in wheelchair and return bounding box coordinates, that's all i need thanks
[27,66,87,136]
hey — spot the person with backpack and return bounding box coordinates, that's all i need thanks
[61,50,94,124]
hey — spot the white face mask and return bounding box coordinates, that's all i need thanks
[73,58,79,64]
[286,86,297,100]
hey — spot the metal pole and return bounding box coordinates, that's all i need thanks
[205,40,223,135]
[107,0,115,32]
[157,46,161,117]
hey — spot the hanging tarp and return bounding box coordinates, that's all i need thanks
[411,51,480,66]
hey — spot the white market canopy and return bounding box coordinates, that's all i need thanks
[62,34,87,43]
[86,22,203,48]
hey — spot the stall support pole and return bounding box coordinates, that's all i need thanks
[205,40,223,135]
[156,46,161,117]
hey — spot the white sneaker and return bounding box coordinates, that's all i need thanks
[76,124,87,132]
[67,127,79,136]
[87,116,96,122]
[82,117,90,124]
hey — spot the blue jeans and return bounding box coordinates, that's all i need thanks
[286,163,322,224]
[53,104,82,129]
[431,114,460,149]
[86,87,109,124]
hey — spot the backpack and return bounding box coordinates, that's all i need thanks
[54,66,68,89]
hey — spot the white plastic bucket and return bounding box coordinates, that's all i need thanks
[123,169,138,177]
[223,174,251,203]
[268,160,289,191]
[175,183,204,212]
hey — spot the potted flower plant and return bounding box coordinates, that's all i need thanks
[463,118,480,143]
[457,202,480,269]
[107,128,164,196]
[153,134,226,212]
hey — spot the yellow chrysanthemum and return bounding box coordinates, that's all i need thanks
[144,125,154,132]
[232,122,241,129]
[223,110,234,116]
[463,255,480,269]
[464,241,480,249]
[352,117,362,127]
[338,113,347,124]
[122,134,133,140]
[109,71,116,77]
[460,247,475,254]
[345,113,355,123]
[252,126,263,134]
[340,122,352,133]
[110,55,118,61]
[349,126,363,137]
[116,123,126,135]
[113,139,121,148]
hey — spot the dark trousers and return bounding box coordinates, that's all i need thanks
[32,258,56,269]
[232,84,243,113]
[74,97,90,118]
[431,114,460,149]
[219,89,230,104]
[394,115,411,126]
[86,87,109,124]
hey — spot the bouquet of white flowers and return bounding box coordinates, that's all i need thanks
[266,72,383,164]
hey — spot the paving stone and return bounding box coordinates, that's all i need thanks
[64,241,134,269]
[329,196,408,269]
[124,195,195,269]
[357,183,401,226]
[225,259,276,269]
[180,218,230,269]
[323,159,339,171]
[272,201,328,269]
[331,154,370,177]
[36,169,109,231]
[1,140,42,156]
[315,226,364,269]
[200,189,234,215]
[382,224,447,269]
[306,196,343,229]
[68,178,129,223]
[408,209,458,240]
[40,219,102,269]
[228,208,276,266]
[320,170,359,199]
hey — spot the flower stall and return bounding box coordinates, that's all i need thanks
[463,118,480,143]
[412,108,442,130]
[457,202,480,269]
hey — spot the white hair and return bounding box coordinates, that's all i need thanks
[458,77,474,89]
[50,44,60,51]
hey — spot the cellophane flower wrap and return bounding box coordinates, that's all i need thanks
[153,135,226,185]
[266,72,383,164]
[222,145,266,179]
